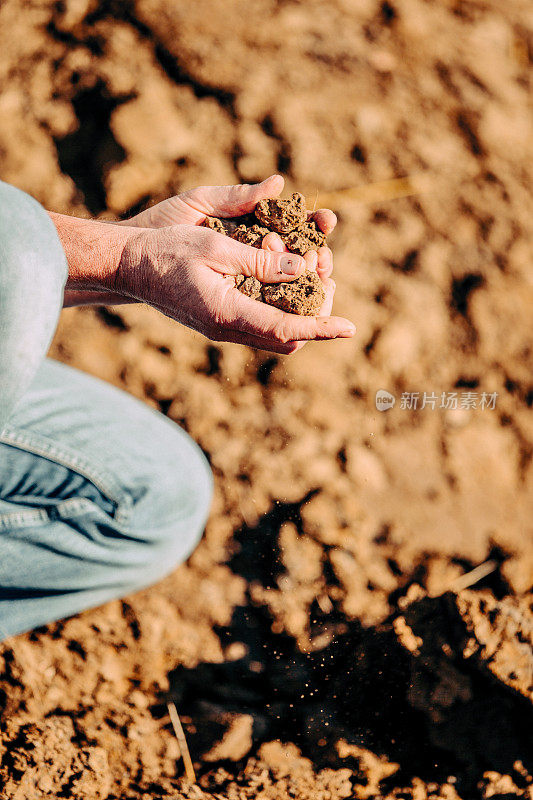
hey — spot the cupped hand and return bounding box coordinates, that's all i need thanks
[126,174,337,238]
[119,221,354,355]
[121,175,349,353]
[126,174,337,289]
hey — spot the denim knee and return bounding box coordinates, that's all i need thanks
[3,357,213,597]
[118,416,213,585]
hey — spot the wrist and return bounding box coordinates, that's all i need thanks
[115,226,149,300]
[49,212,143,293]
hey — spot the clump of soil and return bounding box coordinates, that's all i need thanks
[262,270,325,315]
[232,223,271,247]
[283,220,327,256]
[0,716,111,799]
[203,192,326,315]
[234,274,262,300]
[255,192,307,233]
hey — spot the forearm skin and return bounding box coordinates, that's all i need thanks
[48,212,140,293]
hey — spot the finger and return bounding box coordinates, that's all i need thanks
[309,208,337,235]
[215,236,307,283]
[304,249,318,272]
[262,239,318,279]
[187,175,285,219]
[146,290,307,355]
[262,232,286,252]
[316,246,333,280]
[224,288,356,343]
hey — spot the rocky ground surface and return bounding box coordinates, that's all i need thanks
[0,0,532,798]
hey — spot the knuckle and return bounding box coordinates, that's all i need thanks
[273,322,292,344]
[251,247,268,280]
[221,182,256,217]
[204,230,220,253]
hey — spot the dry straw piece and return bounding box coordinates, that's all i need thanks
[167,700,197,784]
[451,560,498,593]
[308,172,434,209]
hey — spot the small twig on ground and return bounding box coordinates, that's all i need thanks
[308,173,434,209]
[167,700,197,784]
[451,559,498,592]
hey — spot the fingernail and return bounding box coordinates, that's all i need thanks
[280,254,302,275]
[341,324,356,336]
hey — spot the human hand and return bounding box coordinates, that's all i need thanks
[125,174,337,290]
[118,221,355,355]
[123,175,348,352]
[126,174,336,233]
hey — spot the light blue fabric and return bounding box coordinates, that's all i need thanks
[0,181,68,433]
[0,183,212,640]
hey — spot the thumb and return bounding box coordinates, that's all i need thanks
[186,175,284,219]
[229,239,307,283]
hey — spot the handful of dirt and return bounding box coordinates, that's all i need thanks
[203,192,326,316]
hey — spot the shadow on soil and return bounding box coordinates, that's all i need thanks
[54,81,131,214]
[166,497,533,797]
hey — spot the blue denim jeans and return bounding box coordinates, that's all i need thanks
[0,182,212,640]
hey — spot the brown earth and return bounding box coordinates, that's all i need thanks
[204,193,327,314]
[0,0,532,798]
[261,269,325,316]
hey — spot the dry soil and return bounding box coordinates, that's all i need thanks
[0,1,532,798]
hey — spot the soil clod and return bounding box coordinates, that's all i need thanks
[262,269,325,315]
[203,193,327,315]
[255,192,307,233]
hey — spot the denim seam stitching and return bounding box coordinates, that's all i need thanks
[0,498,110,530]
[0,507,49,530]
[0,426,133,525]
